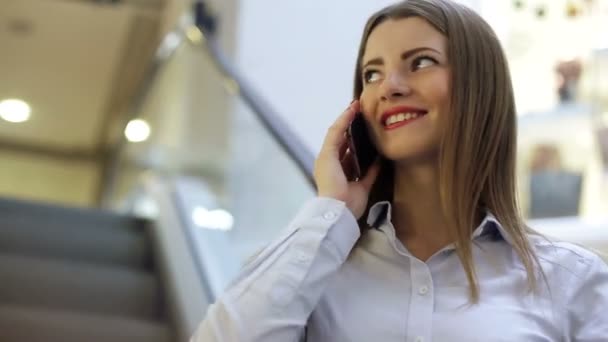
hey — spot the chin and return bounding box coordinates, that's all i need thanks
[379,141,439,164]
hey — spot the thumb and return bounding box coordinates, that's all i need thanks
[360,158,382,190]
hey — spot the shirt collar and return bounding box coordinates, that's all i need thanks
[365,201,516,246]
[472,211,516,246]
[366,201,392,228]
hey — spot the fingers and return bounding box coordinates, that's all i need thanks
[321,101,359,157]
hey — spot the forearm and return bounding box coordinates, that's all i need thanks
[191,197,360,342]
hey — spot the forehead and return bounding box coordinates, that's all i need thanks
[363,17,446,62]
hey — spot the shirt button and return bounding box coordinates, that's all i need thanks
[414,337,424,342]
[418,286,429,295]
[323,211,337,220]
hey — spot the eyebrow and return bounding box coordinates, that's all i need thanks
[362,47,441,69]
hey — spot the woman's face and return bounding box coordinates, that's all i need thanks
[359,17,450,164]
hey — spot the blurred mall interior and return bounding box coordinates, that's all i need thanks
[0,0,607,340]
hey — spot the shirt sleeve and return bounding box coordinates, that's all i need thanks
[191,197,361,342]
[566,251,608,341]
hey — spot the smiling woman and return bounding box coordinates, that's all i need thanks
[352,1,530,301]
[191,1,608,341]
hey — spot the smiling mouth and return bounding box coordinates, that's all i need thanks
[383,111,428,130]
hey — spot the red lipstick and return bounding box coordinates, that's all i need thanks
[380,106,428,130]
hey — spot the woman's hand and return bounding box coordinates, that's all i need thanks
[314,100,381,219]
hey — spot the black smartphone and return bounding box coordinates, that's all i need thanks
[346,112,378,181]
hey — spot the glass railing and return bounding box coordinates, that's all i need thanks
[104,1,315,292]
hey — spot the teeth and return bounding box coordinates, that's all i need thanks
[385,112,422,126]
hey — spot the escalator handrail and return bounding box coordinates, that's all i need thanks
[191,1,316,189]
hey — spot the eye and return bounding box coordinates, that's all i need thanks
[363,69,382,84]
[411,56,437,71]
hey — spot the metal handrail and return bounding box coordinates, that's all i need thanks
[190,1,316,187]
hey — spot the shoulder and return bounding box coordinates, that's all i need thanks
[529,234,608,280]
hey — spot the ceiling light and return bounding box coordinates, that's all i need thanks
[125,119,151,143]
[192,206,234,231]
[0,99,31,123]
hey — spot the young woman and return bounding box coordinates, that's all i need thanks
[193,0,608,341]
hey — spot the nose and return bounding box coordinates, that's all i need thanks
[380,72,412,101]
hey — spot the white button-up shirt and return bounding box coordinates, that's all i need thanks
[192,197,608,341]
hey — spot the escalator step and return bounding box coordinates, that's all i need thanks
[0,200,151,269]
[0,253,163,320]
[0,305,173,342]
[0,195,138,228]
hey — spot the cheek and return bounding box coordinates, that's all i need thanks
[417,70,451,111]
[432,72,451,109]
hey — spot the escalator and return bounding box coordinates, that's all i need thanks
[0,196,173,342]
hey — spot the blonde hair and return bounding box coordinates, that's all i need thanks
[353,0,541,302]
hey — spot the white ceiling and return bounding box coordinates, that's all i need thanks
[0,0,163,157]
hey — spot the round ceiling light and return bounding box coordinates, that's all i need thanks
[125,119,151,143]
[0,99,31,123]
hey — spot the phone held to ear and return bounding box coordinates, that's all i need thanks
[346,112,378,181]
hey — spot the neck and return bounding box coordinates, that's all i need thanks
[391,161,452,260]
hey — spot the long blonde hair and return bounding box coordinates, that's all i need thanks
[353,0,541,302]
